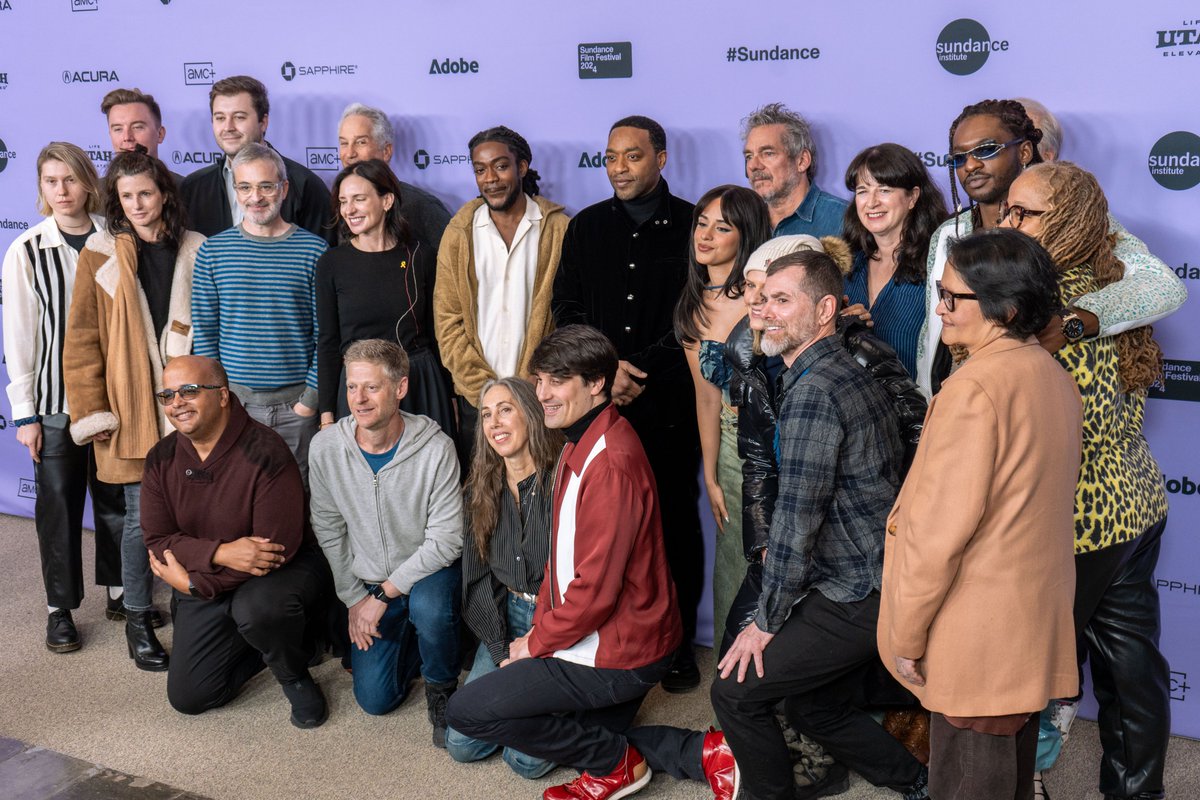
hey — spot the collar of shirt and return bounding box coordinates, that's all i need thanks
[779,334,841,393]
[608,177,677,231]
[473,193,542,241]
[222,158,245,226]
[777,181,828,229]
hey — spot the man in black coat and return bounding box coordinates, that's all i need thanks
[181,75,333,244]
[552,115,702,692]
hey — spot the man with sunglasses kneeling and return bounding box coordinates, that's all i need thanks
[141,355,332,729]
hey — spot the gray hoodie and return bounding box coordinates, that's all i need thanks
[309,411,463,606]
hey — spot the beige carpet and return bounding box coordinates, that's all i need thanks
[0,513,1197,799]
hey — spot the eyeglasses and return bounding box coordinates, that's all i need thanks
[155,384,223,405]
[233,181,283,197]
[935,280,979,312]
[999,201,1047,229]
[946,137,1026,169]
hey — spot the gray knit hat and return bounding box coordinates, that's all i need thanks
[743,235,825,277]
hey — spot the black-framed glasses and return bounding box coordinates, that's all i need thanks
[155,384,223,405]
[233,181,283,197]
[999,201,1048,229]
[946,137,1025,169]
[935,281,979,312]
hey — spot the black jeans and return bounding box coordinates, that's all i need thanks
[445,653,672,774]
[1073,518,1170,798]
[166,545,328,715]
[711,590,922,800]
[34,416,125,609]
[929,712,1038,800]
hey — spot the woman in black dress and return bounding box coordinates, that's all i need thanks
[316,159,456,438]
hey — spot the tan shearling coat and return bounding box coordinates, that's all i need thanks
[878,336,1083,717]
[63,229,203,484]
[432,196,568,407]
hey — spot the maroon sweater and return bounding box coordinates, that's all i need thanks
[141,397,307,599]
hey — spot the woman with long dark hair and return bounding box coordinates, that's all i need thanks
[64,146,203,671]
[316,159,454,438]
[673,184,770,650]
[445,377,563,778]
[842,143,948,377]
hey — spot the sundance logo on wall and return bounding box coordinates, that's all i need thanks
[578,42,632,79]
[1149,358,1200,401]
[0,137,15,174]
[1149,131,1200,189]
[935,19,1009,75]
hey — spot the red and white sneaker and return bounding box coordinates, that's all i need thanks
[543,745,652,800]
[701,729,740,800]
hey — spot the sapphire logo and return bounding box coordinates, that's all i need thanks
[578,42,632,79]
[1156,19,1200,56]
[429,57,479,75]
[184,62,215,86]
[281,60,356,81]
[1149,131,1200,190]
[171,150,222,166]
[62,69,119,84]
[413,149,430,170]
[0,137,14,174]
[306,147,340,171]
[71,0,98,10]
[412,149,467,170]
[281,61,296,81]
[935,19,1009,75]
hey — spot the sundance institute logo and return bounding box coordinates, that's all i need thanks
[1148,131,1200,190]
[0,137,14,174]
[935,19,1009,75]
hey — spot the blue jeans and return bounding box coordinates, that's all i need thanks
[350,563,461,716]
[445,593,554,779]
[122,483,153,611]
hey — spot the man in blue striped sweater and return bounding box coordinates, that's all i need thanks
[192,142,327,484]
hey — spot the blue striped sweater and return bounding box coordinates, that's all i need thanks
[192,224,327,392]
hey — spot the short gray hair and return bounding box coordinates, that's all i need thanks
[231,142,286,184]
[340,102,395,149]
[1013,97,1062,162]
[740,102,816,181]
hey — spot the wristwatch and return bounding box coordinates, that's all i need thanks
[367,583,394,604]
[1059,309,1086,344]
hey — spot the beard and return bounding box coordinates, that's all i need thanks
[483,183,522,213]
[752,171,801,206]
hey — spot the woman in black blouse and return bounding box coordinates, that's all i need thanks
[316,159,455,438]
[445,377,563,777]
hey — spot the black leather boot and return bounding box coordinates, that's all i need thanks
[126,610,169,671]
[46,609,81,653]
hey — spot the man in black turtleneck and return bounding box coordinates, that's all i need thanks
[552,115,702,692]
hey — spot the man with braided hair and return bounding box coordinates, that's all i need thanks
[914,98,1185,397]
[434,126,569,451]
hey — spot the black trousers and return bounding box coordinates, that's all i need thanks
[929,712,1038,800]
[166,545,328,715]
[1073,518,1170,798]
[637,425,702,642]
[445,653,672,774]
[711,590,922,800]
[34,417,125,609]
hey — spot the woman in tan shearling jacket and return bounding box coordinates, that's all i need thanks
[63,149,202,672]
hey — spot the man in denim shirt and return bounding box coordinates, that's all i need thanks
[741,103,847,238]
[711,250,929,800]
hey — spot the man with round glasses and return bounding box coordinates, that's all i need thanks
[914,98,1185,397]
[142,355,331,728]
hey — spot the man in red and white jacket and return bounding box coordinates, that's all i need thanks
[446,325,688,800]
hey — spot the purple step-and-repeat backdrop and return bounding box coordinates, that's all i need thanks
[1,0,1198,735]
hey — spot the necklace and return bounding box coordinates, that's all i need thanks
[704,283,723,292]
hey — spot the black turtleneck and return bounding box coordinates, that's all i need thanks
[564,400,611,444]
[620,179,664,227]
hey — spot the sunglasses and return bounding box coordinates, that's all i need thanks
[935,280,978,312]
[947,137,1026,169]
[155,384,223,405]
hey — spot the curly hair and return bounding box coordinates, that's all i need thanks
[1025,162,1162,393]
[468,126,541,196]
[947,99,1044,230]
[102,146,187,249]
[842,143,949,284]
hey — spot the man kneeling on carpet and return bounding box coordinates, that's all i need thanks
[143,356,331,728]
[446,325,737,800]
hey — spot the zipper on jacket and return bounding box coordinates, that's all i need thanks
[373,472,390,570]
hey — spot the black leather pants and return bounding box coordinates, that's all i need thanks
[1074,518,1170,799]
[34,416,125,609]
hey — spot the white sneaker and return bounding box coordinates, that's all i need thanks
[1049,698,1080,744]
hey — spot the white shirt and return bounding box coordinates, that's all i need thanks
[472,195,542,378]
[223,158,245,227]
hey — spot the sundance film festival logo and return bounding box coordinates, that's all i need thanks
[1173,262,1200,280]
[171,149,222,166]
[306,147,339,171]
[724,44,820,63]
[71,0,98,10]
[1156,19,1200,56]
[578,42,632,79]
[935,18,1010,75]
[280,60,357,82]
[184,62,216,86]
[412,149,468,170]
[0,137,15,174]
[62,68,119,84]
[1149,131,1200,190]
[1149,359,1200,402]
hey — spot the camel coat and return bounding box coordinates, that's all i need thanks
[63,229,202,484]
[877,336,1083,717]
[432,196,568,406]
